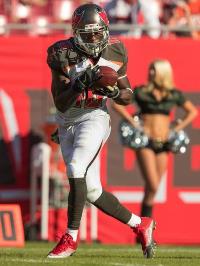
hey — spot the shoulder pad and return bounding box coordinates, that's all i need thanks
[47,39,72,72]
[47,39,73,52]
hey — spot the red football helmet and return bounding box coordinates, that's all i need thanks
[72,4,109,57]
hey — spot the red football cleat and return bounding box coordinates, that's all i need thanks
[47,233,77,258]
[133,217,156,258]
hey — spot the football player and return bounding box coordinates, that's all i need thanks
[47,3,156,259]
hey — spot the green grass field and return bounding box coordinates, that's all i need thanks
[0,242,200,266]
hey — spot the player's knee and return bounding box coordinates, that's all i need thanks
[68,161,87,178]
[87,187,103,203]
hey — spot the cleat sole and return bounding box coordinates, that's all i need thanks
[145,242,156,258]
[144,220,157,259]
[47,250,76,259]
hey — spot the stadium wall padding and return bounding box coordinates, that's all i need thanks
[0,36,200,244]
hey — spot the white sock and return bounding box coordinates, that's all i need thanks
[67,229,78,241]
[127,214,141,228]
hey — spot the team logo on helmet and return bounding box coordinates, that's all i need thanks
[99,11,109,26]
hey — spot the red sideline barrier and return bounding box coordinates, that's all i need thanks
[0,36,200,244]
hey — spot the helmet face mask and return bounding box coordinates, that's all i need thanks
[72,4,109,57]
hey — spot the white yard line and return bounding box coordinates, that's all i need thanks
[3,258,58,264]
[2,258,165,266]
[18,247,200,253]
[64,247,200,253]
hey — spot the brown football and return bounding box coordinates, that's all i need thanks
[93,66,118,88]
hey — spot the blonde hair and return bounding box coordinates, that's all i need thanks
[148,59,175,90]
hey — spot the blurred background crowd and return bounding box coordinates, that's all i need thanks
[0,0,200,38]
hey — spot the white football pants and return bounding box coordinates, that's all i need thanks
[58,110,111,203]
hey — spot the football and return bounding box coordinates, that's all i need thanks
[93,66,118,88]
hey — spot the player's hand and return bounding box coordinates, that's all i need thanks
[93,83,120,98]
[74,65,102,92]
